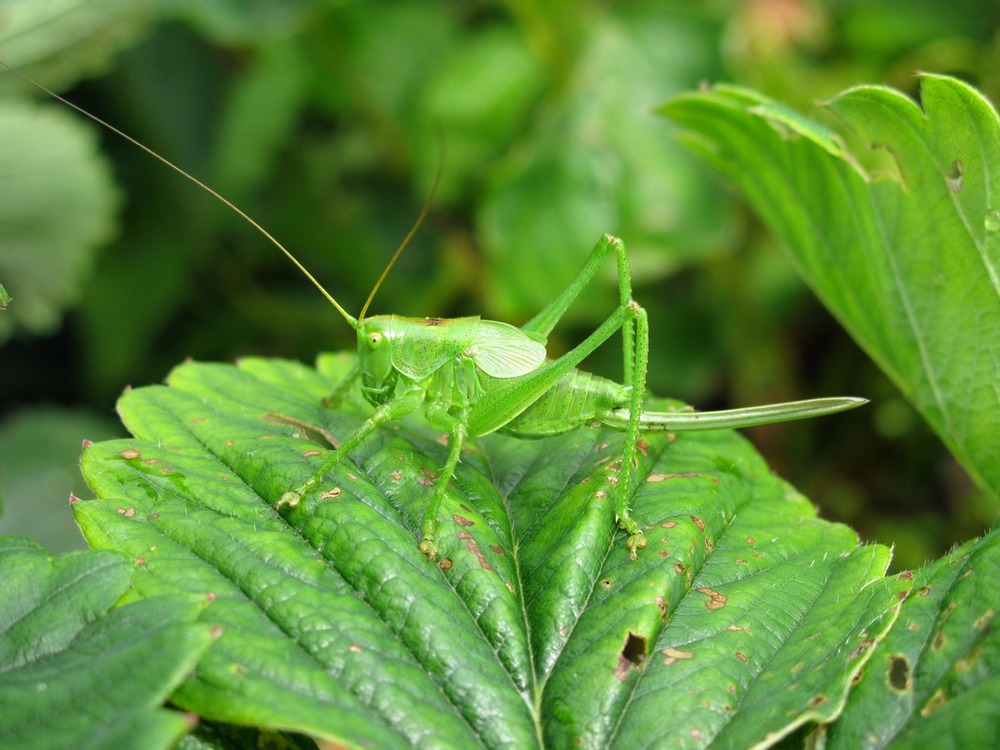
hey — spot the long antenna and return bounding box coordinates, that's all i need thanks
[358,132,446,322]
[0,60,360,332]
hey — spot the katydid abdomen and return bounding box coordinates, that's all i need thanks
[489,367,629,438]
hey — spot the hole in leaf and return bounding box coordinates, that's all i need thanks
[946,159,964,193]
[888,654,911,691]
[621,632,647,667]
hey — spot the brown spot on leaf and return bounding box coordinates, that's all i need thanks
[932,631,945,651]
[851,638,876,658]
[691,516,705,531]
[655,595,669,622]
[191,418,205,425]
[135,557,146,565]
[488,544,506,556]
[698,588,727,610]
[438,558,453,570]
[735,651,748,663]
[921,688,947,716]
[636,439,649,456]
[809,695,827,708]
[321,487,342,500]
[458,532,492,570]
[601,579,613,589]
[116,507,136,518]
[916,586,931,597]
[391,470,402,481]
[453,515,475,527]
[143,458,159,465]
[661,521,678,528]
[120,449,141,460]
[974,609,995,630]
[162,466,173,474]
[348,644,364,653]
[505,581,515,594]
[661,647,693,666]
[226,440,234,447]
[422,467,440,479]
[745,536,757,544]
[955,646,981,673]
[418,478,435,487]
[302,449,323,458]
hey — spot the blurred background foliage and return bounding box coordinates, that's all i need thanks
[0,0,997,567]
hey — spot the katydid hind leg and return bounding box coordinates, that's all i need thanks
[520,234,636,385]
[614,300,650,558]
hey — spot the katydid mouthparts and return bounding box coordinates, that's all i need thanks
[4,61,866,560]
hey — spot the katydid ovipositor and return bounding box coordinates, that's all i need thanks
[6,62,866,560]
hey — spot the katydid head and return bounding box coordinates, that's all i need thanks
[356,315,398,405]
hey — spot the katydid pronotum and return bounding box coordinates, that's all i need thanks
[6,62,865,560]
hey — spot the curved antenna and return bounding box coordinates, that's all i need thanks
[0,61,360,332]
[358,134,445,322]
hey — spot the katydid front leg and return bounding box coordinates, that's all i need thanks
[278,384,425,508]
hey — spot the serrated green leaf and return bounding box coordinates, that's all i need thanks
[826,525,1000,749]
[0,537,215,750]
[658,75,1000,503]
[75,354,903,748]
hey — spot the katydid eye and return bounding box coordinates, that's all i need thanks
[369,332,383,347]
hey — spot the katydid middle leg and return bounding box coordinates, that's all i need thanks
[522,233,638,386]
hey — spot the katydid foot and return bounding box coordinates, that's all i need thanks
[418,492,446,562]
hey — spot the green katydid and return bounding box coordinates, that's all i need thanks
[0,282,10,310]
[6,61,865,560]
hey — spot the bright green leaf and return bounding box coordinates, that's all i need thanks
[827,525,1000,748]
[659,75,1000,503]
[0,537,215,750]
[76,354,903,748]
